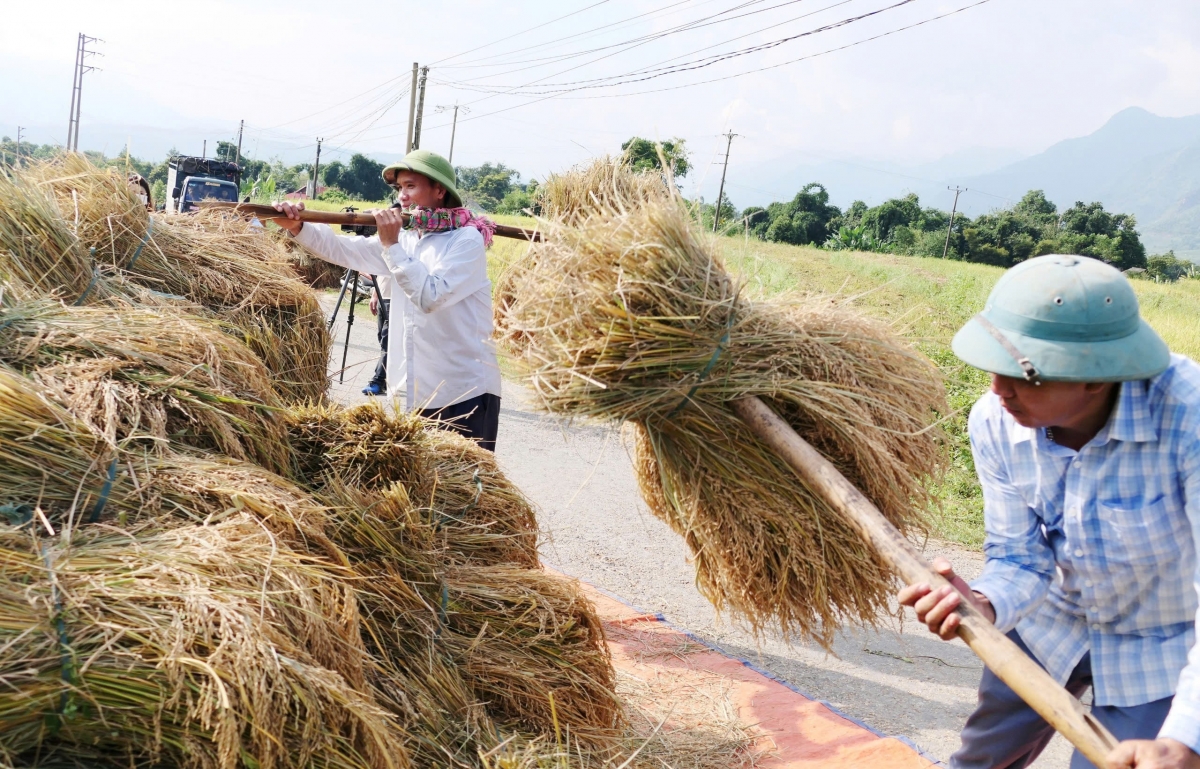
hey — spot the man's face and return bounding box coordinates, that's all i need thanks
[989,374,1105,428]
[392,171,446,209]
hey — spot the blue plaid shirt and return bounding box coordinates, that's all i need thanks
[970,354,1200,750]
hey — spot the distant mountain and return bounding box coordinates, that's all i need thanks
[734,107,1200,260]
[960,107,1200,258]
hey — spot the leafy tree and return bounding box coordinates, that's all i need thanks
[1057,200,1146,270]
[1143,251,1194,283]
[215,141,239,163]
[620,137,690,178]
[496,189,534,215]
[750,183,841,245]
[455,162,521,211]
[323,154,391,201]
[696,193,738,231]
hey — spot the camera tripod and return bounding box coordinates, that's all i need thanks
[327,268,386,384]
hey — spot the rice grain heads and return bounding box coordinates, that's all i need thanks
[285,401,539,569]
[497,171,946,645]
[0,300,293,476]
[17,156,330,403]
[0,516,408,769]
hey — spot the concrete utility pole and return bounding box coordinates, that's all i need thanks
[411,66,430,151]
[66,33,101,152]
[435,103,469,164]
[405,63,419,153]
[713,131,739,233]
[310,138,323,199]
[15,126,23,166]
[235,119,244,165]
[202,139,206,159]
[943,185,967,259]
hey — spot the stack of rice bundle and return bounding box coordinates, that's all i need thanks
[497,162,946,645]
[0,300,293,476]
[0,515,408,769]
[537,157,672,227]
[22,157,330,403]
[287,236,348,289]
[284,401,539,568]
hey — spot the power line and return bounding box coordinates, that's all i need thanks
[448,0,917,95]
[427,0,615,66]
[359,0,993,142]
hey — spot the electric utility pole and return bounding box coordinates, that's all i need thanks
[66,33,102,152]
[15,127,23,166]
[942,185,966,259]
[310,138,323,199]
[405,63,419,153]
[435,103,469,163]
[411,66,430,151]
[235,119,244,165]
[713,131,739,233]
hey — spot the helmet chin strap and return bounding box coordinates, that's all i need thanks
[974,314,1042,385]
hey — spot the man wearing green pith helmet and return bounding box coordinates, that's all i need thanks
[899,255,1200,769]
[272,150,502,451]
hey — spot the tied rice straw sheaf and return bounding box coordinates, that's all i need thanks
[441,566,622,748]
[0,515,409,769]
[284,402,539,569]
[498,162,947,645]
[18,156,331,402]
[0,300,293,476]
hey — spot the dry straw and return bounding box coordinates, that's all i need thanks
[0,515,408,769]
[19,156,331,402]
[441,566,622,748]
[497,161,946,645]
[285,401,539,568]
[0,299,294,476]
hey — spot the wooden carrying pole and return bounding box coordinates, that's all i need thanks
[199,201,542,242]
[730,395,1120,768]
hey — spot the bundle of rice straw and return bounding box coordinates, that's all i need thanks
[0,170,117,305]
[497,164,946,644]
[313,481,506,769]
[288,238,348,289]
[21,156,331,402]
[0,515,408,769]
[285,402,538,568]
[0,300,293,476]
[537,157,672,227]
[441,566,621,748]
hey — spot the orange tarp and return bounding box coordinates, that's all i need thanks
[582,582,938,769]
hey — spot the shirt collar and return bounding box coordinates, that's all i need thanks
[1106,379,1157,443]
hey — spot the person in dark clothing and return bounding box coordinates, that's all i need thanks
[418,393,501,453]
[363,273,391,396]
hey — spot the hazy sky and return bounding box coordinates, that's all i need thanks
[2,0,1198,202]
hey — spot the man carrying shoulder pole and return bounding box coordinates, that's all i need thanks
[900,254,1200,769]
[272,150,503,451]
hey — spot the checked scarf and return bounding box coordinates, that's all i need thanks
[405,207,497,248]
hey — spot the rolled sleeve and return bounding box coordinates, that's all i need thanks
[967,399,1055,630]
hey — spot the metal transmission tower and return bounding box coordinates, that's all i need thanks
[713,131,739,233]
[434,103,469,164]
[943,186,967,259]
[66,33,102,152]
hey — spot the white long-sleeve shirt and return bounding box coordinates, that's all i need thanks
[295,222,500,409]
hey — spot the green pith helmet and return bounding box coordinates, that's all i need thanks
[951,254,1169,382]
[382,149,462,207]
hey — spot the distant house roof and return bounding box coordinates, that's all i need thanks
[284,183,325,200]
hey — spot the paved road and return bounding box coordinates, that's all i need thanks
[321,288,1073,767]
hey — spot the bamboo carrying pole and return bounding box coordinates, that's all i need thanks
[730,395,1120,768]
[199,201,542,242]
